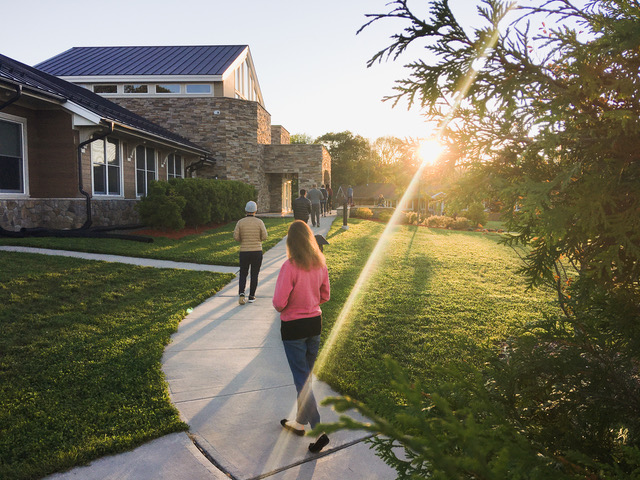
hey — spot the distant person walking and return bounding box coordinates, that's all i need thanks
[326,184,333,212]
[307,184,323,228]
[293,189,312,223]
[347,185,354,206]
[273,220,331,453]
[233,201,268,305]
[320,184,328,217]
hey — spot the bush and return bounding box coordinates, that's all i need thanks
[399,211,418,225]
[426,215,453,229]
[136,181,186,230]
[138,178,255,229]
[350,207,373,220]
[451,217,471,230]
[466,203,488,227]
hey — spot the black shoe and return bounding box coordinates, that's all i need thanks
[308,433,329,453]
[248,296,256,303]
[280,419,305,436]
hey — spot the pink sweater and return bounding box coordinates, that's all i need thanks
[272,259,330,321]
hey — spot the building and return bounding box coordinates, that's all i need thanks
[36,45,331,213]
[0,53,212,232]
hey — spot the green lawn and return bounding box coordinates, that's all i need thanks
[319,219,559,417]
[0,217,293,266]
[0,252,233,480]
[0,218,559,478]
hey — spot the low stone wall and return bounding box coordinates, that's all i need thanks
[1,198,140,231]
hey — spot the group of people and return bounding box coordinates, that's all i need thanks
[292,184,332,228]
[233,200,331,454]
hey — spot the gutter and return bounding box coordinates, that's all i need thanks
[0,83,22,110]
[77,122,114,229]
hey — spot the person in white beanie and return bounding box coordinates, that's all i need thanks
[233,201,268,304]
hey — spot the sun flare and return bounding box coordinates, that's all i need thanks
[417,138,444,167]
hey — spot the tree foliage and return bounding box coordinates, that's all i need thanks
[322,1,640,477]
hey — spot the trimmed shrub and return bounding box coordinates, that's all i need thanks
[138,178,255,229]
[350,207,373,220]
[451,217,471,230]
[426,215,453,229]
[466,202,489,227]
[136,181,186,230]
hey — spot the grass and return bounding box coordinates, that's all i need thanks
[0,217,293,266]
[319,219,560,417]
[0,217,559,478]
[0,251,234,480]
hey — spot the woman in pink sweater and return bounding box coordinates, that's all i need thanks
[273,220,331,453]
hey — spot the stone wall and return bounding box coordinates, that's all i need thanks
[263,144,330,191]
[110,96,272,211]
[1,199,140,231]
[270,125,290,145]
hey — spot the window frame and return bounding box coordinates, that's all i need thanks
[135,145,157,197]
[0,112,29,197]
[91,137,122,197]
[166,153,184,179]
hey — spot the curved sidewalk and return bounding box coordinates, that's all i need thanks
[40,213,395,480]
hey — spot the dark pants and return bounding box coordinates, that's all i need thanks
[311,204,320,226]
[239,251,263,297]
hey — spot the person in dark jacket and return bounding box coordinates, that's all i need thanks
[293,189,312,224]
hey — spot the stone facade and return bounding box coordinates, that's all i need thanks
[110,96,329,213]
[1,199,139,230]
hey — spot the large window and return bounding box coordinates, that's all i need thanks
[136,146,156,197]
[92,138,121,195]
[167,153,183,179]
[124,84,148,94]
[156,84,180,94]
[0,115,27,194]
[186,84,211,94]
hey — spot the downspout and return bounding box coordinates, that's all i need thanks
[77,122,114,229]
[0,84,22,110]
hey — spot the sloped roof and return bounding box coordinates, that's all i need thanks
[35,45,248,77]
[0,53,209,154]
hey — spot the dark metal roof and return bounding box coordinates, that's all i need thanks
[0,53,209,154]
[35,45,248,76]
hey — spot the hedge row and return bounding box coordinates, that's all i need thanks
[137,178,256,229]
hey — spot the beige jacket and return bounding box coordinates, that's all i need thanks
[234,215,268,252]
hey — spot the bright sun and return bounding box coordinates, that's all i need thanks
[417,138,444,166]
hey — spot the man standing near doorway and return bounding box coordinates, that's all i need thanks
[293,189,312,224]
[307,184,323,228]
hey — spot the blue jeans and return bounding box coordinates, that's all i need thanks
[282,335,321,428]
[239,251,263,296]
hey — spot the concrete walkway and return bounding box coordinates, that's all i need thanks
[17,213,396,480]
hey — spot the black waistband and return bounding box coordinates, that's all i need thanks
[281,315,322,340]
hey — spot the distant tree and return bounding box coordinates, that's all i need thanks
[321,1,640,478]
[315,131,373,187]
[290,133,314,144]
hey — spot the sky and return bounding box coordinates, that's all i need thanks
[1,0,483,141]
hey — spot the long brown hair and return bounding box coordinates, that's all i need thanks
[286,220,325,270]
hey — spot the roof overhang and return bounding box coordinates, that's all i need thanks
[57,75,224,83]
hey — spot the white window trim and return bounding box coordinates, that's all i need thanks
[135,146,157,198]
[0,112,29,198]
[166,153,184,180]
[91,138,124,198]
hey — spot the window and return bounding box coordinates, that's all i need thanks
[156,84,180,94]
[124,84,148,94]
[136,146,156,196]
[92,138,121,195]
[0,115,27,194]
[167,153,183,179]
[94,85,117,94]
[186,84,211,94]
